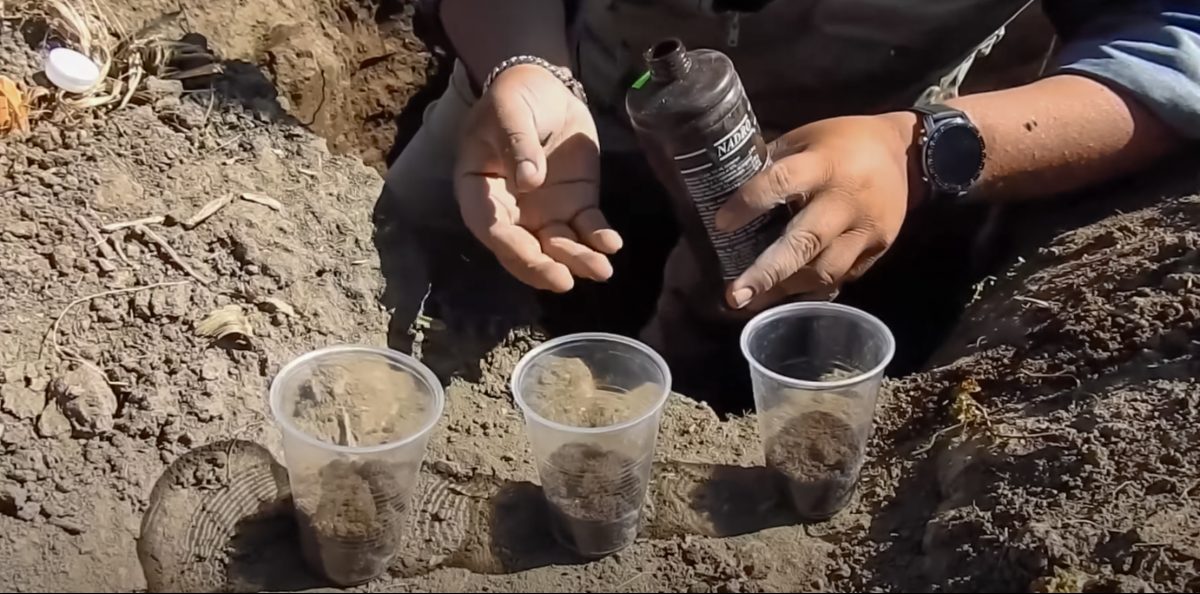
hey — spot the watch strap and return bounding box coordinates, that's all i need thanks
[912,103,959,121]
[910,103,982,201]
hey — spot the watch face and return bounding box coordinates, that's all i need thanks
[930,123,984,189]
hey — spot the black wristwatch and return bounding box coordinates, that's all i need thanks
[910,104,987,200]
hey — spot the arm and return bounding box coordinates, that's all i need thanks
[715,2,1200,308]
[898,2,1200,206]
[441,0,571,85]
[444,0,621,293]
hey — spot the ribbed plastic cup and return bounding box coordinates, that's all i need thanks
[511,333,671,557]
[740,303,895,520]
[269,345,444,585]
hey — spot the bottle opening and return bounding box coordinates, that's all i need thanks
[649,39,683,60]
[646,38,690,82]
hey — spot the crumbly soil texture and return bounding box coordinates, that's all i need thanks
[765,410,863,521]
[296,458,413,586]
[3,3,1200,593]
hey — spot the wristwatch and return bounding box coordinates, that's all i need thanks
[910,104,987,200]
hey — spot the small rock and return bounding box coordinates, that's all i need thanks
[1,423,29,446]
[50,367,117,437]
[146,77,184,97]
[36,403,72,438]
[15,501,40,521]
[2,367,22,385]
[188,391,225,422]
[50,244,78,271]
[49,516,85,535]
[0,484,27,516]
[431,460,468,480]
[40,499,66,518]
[200,355,229,381]
[91,298,123,323]
[1082,444,1108,467]
[4,221,37,238]
[176,102,207,129]
[5,468,34,483]
[1,383,44,420]
[154,96,182,112]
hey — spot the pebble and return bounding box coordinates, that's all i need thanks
[15,501,40,521]
[49,516,85,535]
[37,402,72,438]
[40,499,66,517]
[0,423,28,446]
[4,221,37,238]
[51,367,118,436]
[1,383,44,420]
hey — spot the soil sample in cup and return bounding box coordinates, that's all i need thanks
[541,442,645,556]
[521,355,661,556]
[294,458,412,585]
[281,355,437,585]
[522,356,661,428]
[764,407,864,520]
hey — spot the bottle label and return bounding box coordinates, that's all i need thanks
[673,112,780,280]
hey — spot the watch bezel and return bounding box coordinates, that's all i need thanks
[921,114,987,197]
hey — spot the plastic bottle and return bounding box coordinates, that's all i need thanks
[625,39,787,290]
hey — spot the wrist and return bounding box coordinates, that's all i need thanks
[880,111,929,210]
[484,56,587,104]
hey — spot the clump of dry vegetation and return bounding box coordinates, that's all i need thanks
[3,0,217,118]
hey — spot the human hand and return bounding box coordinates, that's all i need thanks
[714,113,919,310]
[454,64,623,293]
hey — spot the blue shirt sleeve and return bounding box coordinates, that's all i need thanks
[1050,1,1200,139]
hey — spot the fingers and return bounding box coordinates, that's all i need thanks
[455,174,574,292]
[570,207,623,255]
[490,90,548,192]
[715,150,829,232]
[537,223,614,282]
[727,193,856,309]
[778,231,870,297]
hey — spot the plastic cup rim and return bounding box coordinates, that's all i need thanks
[268,344,446,455]
[510,332,673,435]
[739,302,897,390]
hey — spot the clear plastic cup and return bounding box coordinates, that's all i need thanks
[511,333,672,558]
[740,302,896,520]
[269,345,444,586]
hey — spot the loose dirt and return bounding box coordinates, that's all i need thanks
[765,409,861,521]
[521,355,663,428]
[286,355,433,447]
[542,442,646,557]
[2,2,1199,593]
[295,457,413,585]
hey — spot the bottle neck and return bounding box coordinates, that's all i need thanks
[647,39,691,82]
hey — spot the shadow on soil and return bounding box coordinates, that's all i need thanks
[138,440,813,590]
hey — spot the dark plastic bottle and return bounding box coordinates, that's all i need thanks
[626,39,787,292]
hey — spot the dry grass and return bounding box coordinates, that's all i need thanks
[5,0,219,119]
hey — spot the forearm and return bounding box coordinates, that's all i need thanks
[953,73,1182,201]
[441,0,571,86]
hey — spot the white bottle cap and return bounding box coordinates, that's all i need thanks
[45,48,101,94]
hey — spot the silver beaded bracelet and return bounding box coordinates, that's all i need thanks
[482,55,588,104]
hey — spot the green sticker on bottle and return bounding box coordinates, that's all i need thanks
[631,70,651,89]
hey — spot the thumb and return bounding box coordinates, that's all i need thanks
[491,89,547,192]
